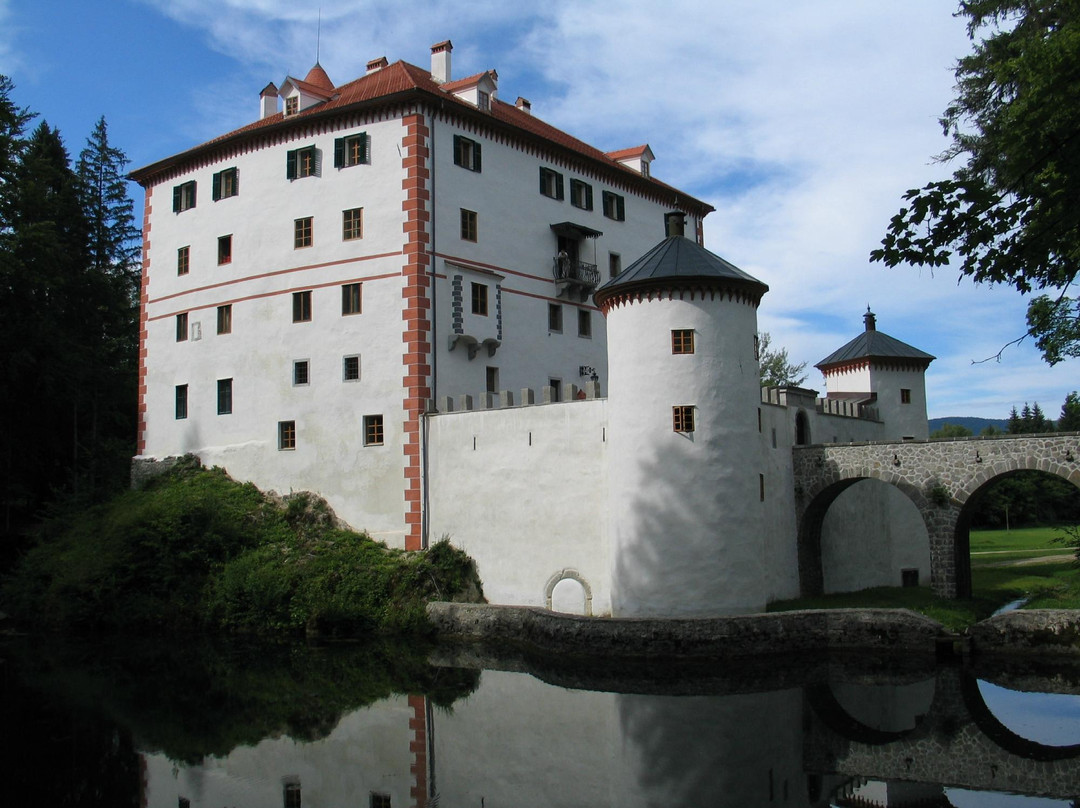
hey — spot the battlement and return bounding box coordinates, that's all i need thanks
[434,380,604,414]
[760,386,877,421]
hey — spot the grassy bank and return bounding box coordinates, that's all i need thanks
[768,526,1079,632]
[0,458,484,635]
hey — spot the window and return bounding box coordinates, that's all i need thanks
[759,473,765,502]
[176,312,188,342]
[279,420,296,450]
[471,282,488,316]
[549,378,561,402]
[283,782,301,808]
[901,568,919,587]
[284,96,298,116]
[370,794,391,808]
[364,414,384,446]
[175,384,188,419]
[672,329,694,354]
[478,90,491,111]
[609,252,621,278]
[342,283,362,315]
[212,167,238,200]
[901,388,912,404]
[453,135,482,172]
[294,216,313,249]
[286,145,318,179]
[343,207,363,240]
[460,208,477,242]
[177,246,190,276]
[578,308,591,338]
[603,191,626,221]
[172,180,196,212]
[292,291,312,322]
[486,366,499,393]
[217,378,233,415]
[343,355,360,382]
[293,360,309,386]
[570,179,593,210]
[334,133,368,168]
[218,235,232,265]
[673,405,695,433]
[539,167,564,200]
[216,304,232,335]
[548,303,563,332]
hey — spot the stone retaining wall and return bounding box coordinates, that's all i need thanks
[968,610,1080,656]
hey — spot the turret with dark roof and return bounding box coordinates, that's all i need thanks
[816,308,934,374]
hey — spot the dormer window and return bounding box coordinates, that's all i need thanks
[285,96,298,116]
[478,90,490,111]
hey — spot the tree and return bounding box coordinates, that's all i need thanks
[1060,390,1080,430]
[758,332,808,387]
[931,423,974,439]
[1008,401,1054,433]
[870,1,1080,364]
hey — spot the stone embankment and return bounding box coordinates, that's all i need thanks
[428,603,1080,658]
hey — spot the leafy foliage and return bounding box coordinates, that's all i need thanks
[871,1,1080,364]
[2,461,484,634]
[931,422,974,438]
[758,332,808,387]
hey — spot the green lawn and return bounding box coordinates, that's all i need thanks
[767,525,1080,631]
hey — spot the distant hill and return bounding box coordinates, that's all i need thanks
[928,416,1010,435]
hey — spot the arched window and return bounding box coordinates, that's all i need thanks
[796,410,811,446]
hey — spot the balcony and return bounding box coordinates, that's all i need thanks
[553,255,600,290]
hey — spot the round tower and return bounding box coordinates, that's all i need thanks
[594,215,770,617]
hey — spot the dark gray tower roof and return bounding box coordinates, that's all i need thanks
[593,235,768,309]
[816,308,934,372]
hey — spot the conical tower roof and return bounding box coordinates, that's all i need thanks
[304,62,334,91]
[593,235,768,310]
[816,308,934,372]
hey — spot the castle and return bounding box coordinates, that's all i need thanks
[131,42,934,617]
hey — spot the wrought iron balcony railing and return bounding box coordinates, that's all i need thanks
[552,256,600,288]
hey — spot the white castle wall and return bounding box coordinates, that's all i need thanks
[427,396,610,613]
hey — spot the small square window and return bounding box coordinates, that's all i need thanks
[334,133,368,168]
[548,303,562,332]
[279,420,296,450]
[176,312,188,342]
[364,414,384,446]
[172,180,196,213]
[901,388,912,404]
[177,246,190,276]
[217,378,233,415]
[901,568,919,587]
[294,217,312,249]
[343,355,360,382]
[672,329,694,354]
[453,135,482,172]
[216,305,232,335]
[570,179,592,210]
[293,360,309,386]
[342,283,362,315]
[293,291,312,323]
[175,384,188,420]
[609,253,621,278]
[286,145,317,179]
[602,191,625,221]
[460,208,477,242]
[343,207,363,240]
[218,234,232,265]
[284,96,298,116]
[212,167,238,200]
[673,405,695,433]
[370,794,391,808]
[539,167,564,200]
[471,282,488,316]
[578,309,591,338]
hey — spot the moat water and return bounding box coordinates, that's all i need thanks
[3,634,1080,807]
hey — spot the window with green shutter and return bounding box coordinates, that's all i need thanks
[453,135,482,172]
[286,146,318,179]
[334,133,368,168]
[539,167,564,200]
[212,167,238,200]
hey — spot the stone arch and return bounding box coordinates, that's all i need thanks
[795,409,811,446]
[805,680,933,746]
[961,672,1080,761]
[798,471,933,598]
[544,569,593,616]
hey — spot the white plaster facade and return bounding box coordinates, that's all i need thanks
[134,41,934,618]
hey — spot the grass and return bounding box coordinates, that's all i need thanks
[768,525,1080,632]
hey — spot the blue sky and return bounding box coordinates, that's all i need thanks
[4,0,1075,420]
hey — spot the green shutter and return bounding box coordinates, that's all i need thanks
[173,184,181,212]
[232,168,238,195]
[556,173,565,200]
[286,149,297,179]
[539,167,546,194]
[212,171,221,201]
[473,140,481,172]
[453,135,463,168]
[617,195,625,221]
[585,184,593,210]
[334,138,345,168]
[360,132,369,164]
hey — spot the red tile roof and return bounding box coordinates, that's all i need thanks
[440,71,494,92]
[606,145,650,161]
[303,63,334,92]
[129,59,714,213]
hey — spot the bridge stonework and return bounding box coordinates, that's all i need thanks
[792,434,1080,598]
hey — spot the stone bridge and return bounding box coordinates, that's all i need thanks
[792,433,1080,598]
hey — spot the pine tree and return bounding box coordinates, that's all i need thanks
[1060,391,1080,431]
[1007,406,1022,434]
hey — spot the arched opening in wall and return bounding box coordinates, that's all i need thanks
[955,469,1080,602]
[795,410,811,446]
[545,570,593,616]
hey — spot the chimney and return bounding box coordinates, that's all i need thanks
[260,82,279,119]
[664,211,687,238]
[515,96,532,115]
[431,39,452,83]
[864,306,877,331]
[366,56,388,74]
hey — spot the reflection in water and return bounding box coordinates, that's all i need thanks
[978,679,1080,747]
[4,636,1080,808]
